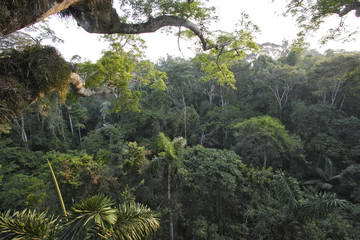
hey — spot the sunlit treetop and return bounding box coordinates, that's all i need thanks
[193,13,261,88]
[76,34,167,112]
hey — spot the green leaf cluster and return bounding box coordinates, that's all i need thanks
[0,194,159,240]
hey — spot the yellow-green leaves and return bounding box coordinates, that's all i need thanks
[0,123,11,134]
[194,23,260,89]
[77,34,167,112]
[135,60,167,90]
[196,56,236,88]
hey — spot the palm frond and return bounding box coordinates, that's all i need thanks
[172,137,186,153]
[58,194,117,240]
[157,132,176,160]
[275,171,302,213]
[300,190,346,221]
[315,167,329,181]
[328,173,343,184]
[0,209,58,240]
[320,182,333,190]
[303,179,321,185]
[113,202,160,240]
[150,156,166,173]
[324,158,334,178]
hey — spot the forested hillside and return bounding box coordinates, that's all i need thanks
[1,44,360,239]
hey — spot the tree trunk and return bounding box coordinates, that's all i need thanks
[203,85,215,104]
[182,94,187,140]
[339,92,346,110]
[168,164,174,240]
[13,113,28,148]
[20,114,28,146]
[219,85,224,109]
[263,155,267,169]
[200,131,214,146]
[67,107,74,136]
[78,127,82,144]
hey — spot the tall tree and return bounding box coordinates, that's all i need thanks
[308,53,360,109]
[233,115,303,170]
[157,57,200,140]
[254,56,305,120]
[78,34,167,113]
[153,132,186,240]
[194,13,260,108]
[68,103,87,144]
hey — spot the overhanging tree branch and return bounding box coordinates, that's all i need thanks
[77,15,211,51]
[1,0,214,51]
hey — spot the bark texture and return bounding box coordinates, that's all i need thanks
[70,72,95,97]
[0,0,81,35]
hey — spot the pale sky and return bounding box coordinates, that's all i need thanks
[46,0,360,62]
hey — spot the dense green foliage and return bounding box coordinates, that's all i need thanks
[1,45,360,239]
[1,0,359,239]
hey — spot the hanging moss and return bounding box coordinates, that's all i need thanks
[0,45,71,123]
[68,0,115,31]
